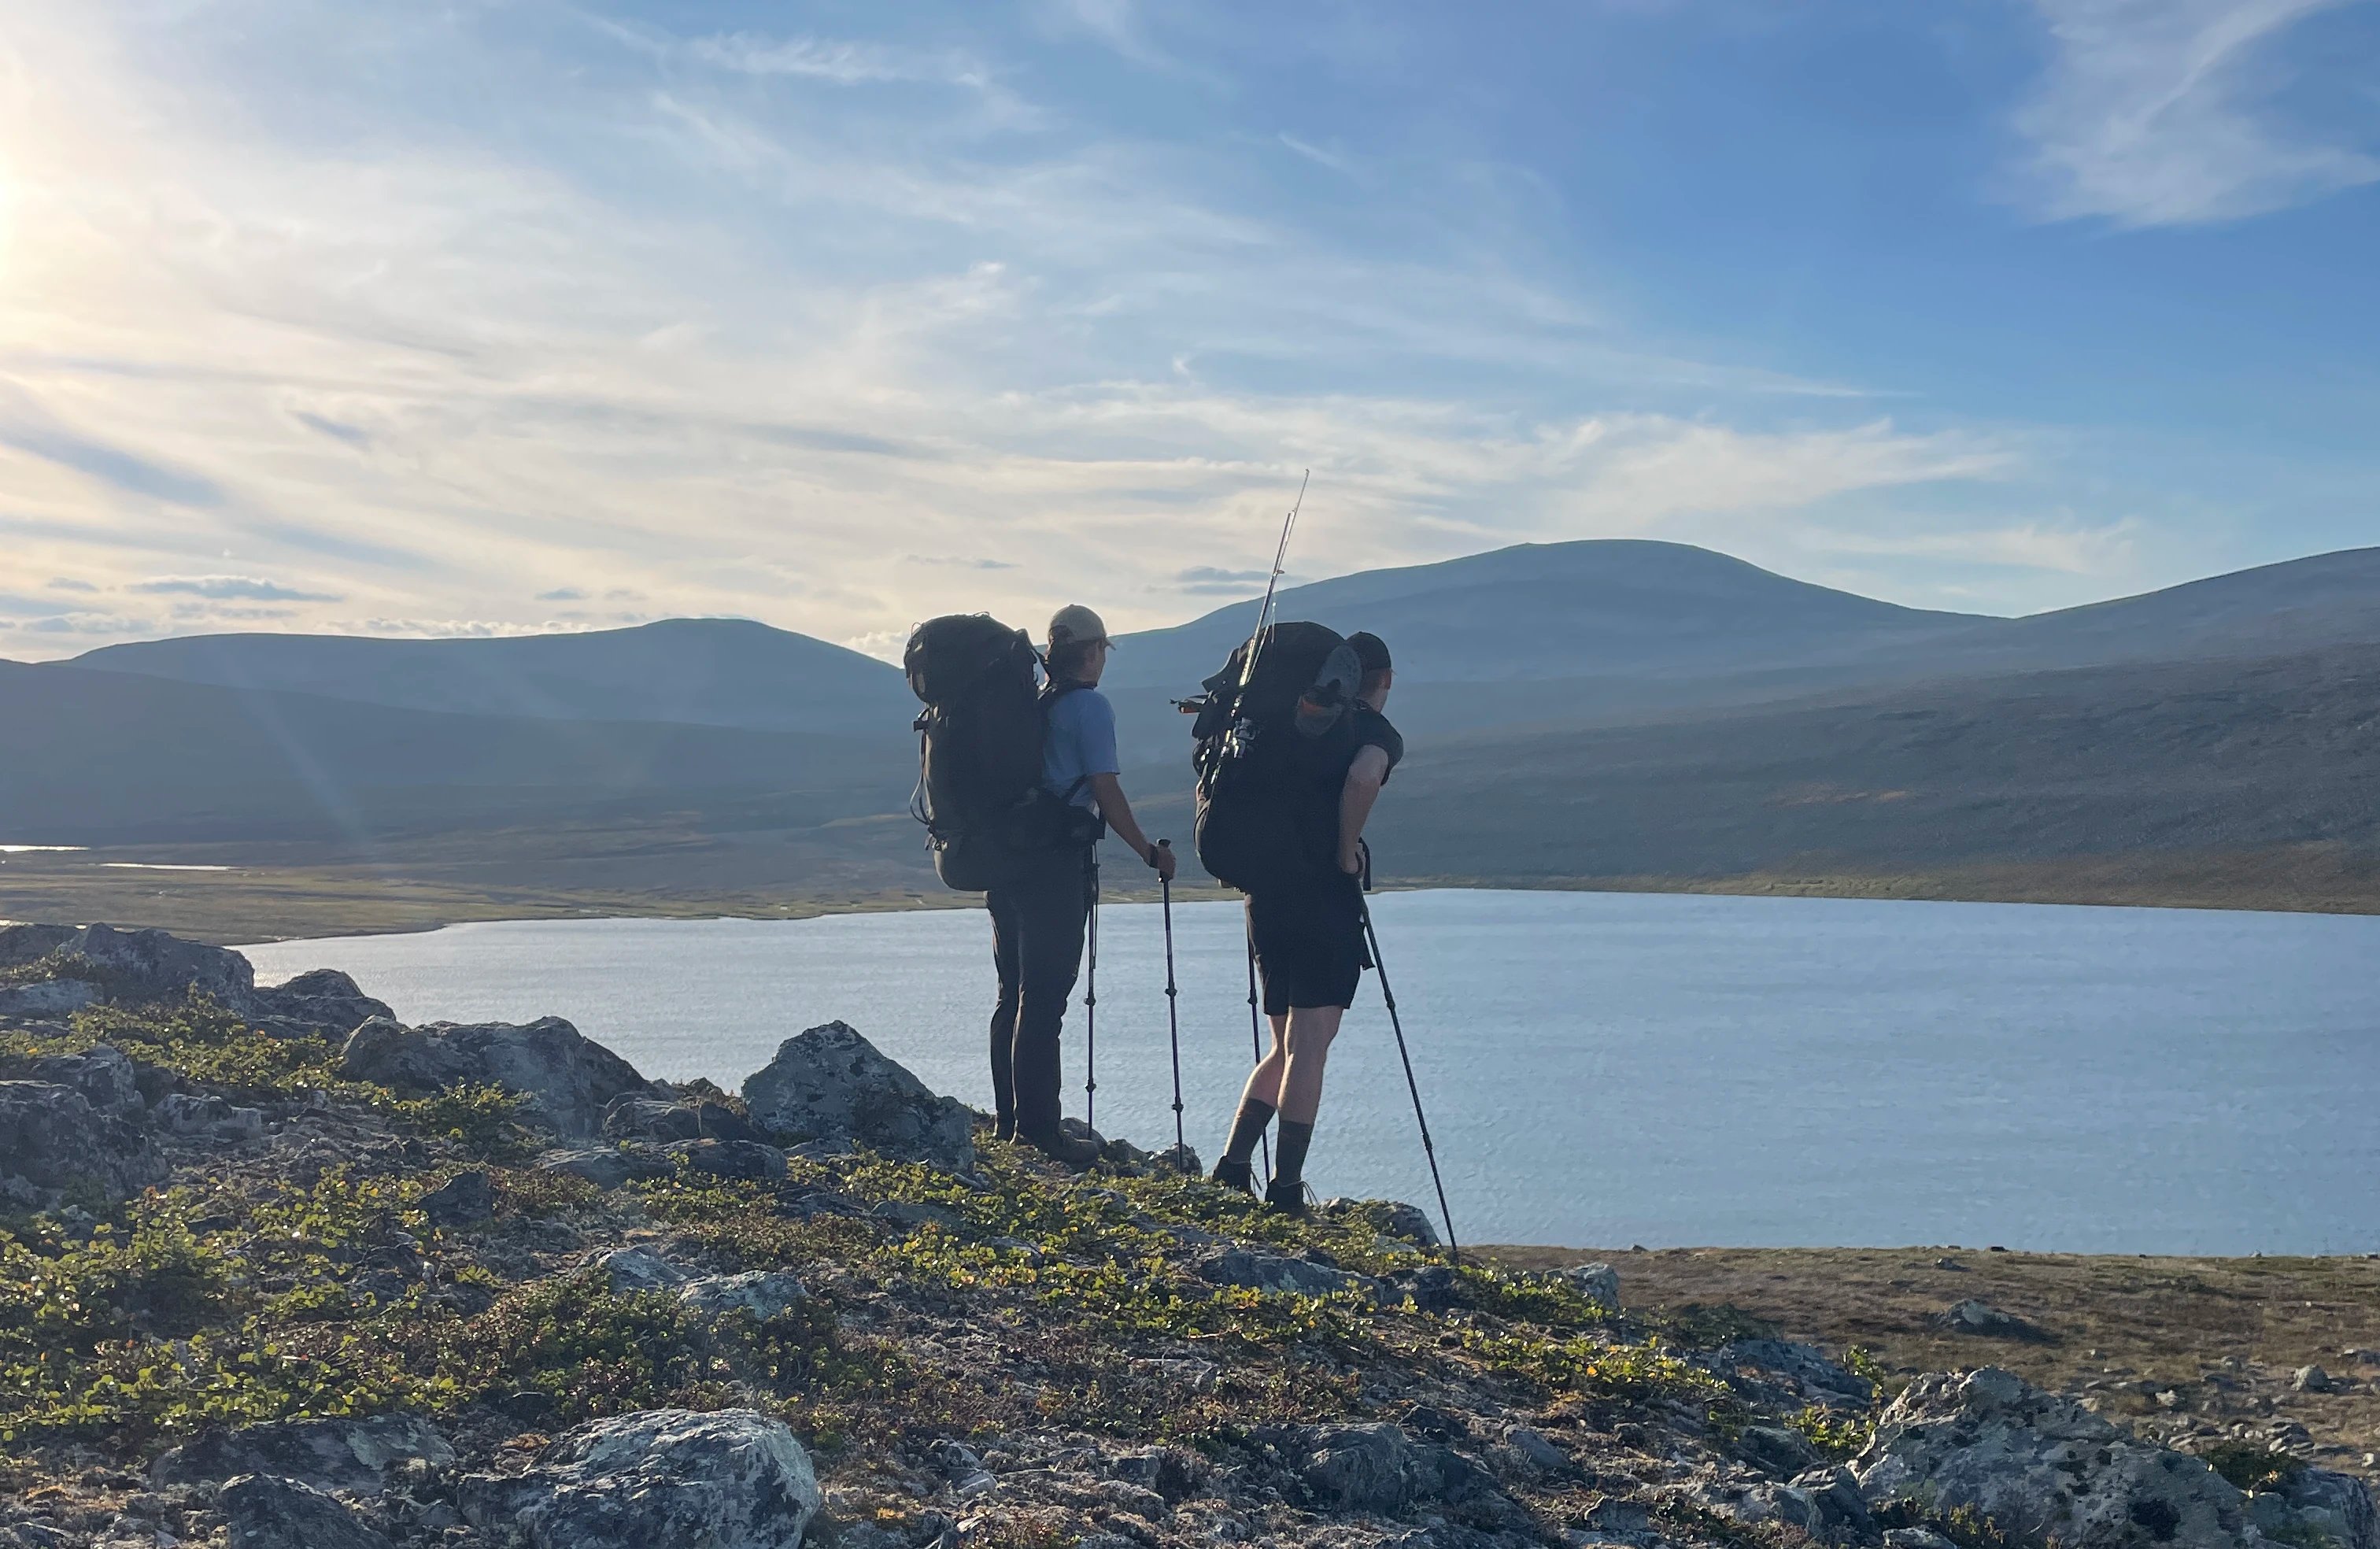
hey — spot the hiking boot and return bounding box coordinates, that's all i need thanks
[1211,1157,1255,1196]
[992,1113,1016,1143]
[1264,1177,1311,1218]
[1018,1126,1103,1170]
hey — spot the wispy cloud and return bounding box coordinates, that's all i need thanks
[131,576,343,602]
[2014,0,2380,225]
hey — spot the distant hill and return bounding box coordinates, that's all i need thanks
[67,617,910,734]
[1104,539,1986,693]
[0,660,907,845]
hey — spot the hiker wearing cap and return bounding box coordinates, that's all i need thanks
[985,604,1177,1167]
[1211,630,1402,1212]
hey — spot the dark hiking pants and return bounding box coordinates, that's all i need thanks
[987,845,1093,1138]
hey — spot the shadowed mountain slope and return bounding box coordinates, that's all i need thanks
[0,660,908,845]
[68,617,911,734]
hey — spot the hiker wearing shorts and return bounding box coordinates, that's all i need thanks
[987,604,1177,1166]
[1213,631,1400,1212]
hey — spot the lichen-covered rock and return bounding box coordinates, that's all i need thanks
[1851,1366,2376,1549]
[1199,1246,1383,1303]
[1939,1298,2049,1340]
[1560,1260,1621,1311]
[26,1044,144,1115]
[154,1090,267,1140]
[0,1078,164,1203]
[536,1144,671,1190]
[1702,1339,1876,1414]
[419,1169,494,1226]
[460,1407,820,1549]
[251,967,394,1037]
[0,977,100,1018]
[1296,1422,1495,1514]
[680,1270,809,1320]
[741,1022,974,1172]
[0,921,257,1007]
[338,1015,649,1138]
[220,1473,392,1549]
[604,1092,763,1145]
[155,1414,455,1492]
[662,1136,788,1181]
[592,1246,689,1293]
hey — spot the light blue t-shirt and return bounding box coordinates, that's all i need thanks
[1043,686,1118,810]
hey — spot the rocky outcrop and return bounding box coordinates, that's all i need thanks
[535,1144,672,1190]
[678,1270,809,1320]
[1199,1246,1384,1303]
[1294,1422,1497,1514]
[152,1414,456,1493]
[1561,1260,1621,1311]
[1853,1366,2378,1549]
[0,923,390,1034]
[1939,1297,2051,1340]
[251,967,394,1039]
[604,1092,763,1145]
[460,1407,820,1549]
[0,922,257,1009]
[220,1473,393,1549]
[1702,1338,1876,1414]
[0,1077,164,1205]
[741,1022,974,1172]
[338,1015,649,1138]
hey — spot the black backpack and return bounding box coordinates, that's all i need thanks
[1189,620,1363,893]
[905,614,1102,892]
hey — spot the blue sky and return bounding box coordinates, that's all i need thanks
[1,0,2374,656]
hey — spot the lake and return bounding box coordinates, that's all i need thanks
[242,889,2380,1255]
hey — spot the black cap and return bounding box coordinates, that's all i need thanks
[1347,631,1391,674]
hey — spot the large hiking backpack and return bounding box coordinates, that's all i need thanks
[1190,620,1364,893]
[906,614,1100,892]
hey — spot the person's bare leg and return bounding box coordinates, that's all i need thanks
[1268,1004,1343,1208]
[1275,1005,1343,1122]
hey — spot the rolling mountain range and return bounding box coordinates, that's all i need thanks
[8,540,2380,916]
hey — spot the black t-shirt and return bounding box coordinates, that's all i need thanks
[1351,705,1402,784]
[1281,704,1401,874]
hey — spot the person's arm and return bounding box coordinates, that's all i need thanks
[1337,744,1390,874]
[1088,774,1177,881]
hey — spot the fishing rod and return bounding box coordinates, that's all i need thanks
[1236,468,1309,693]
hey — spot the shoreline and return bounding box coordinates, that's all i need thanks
[13,848,2380,945]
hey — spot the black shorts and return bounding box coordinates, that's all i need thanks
[1246,875,1369,1016]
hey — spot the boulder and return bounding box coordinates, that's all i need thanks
[1702,1339,1876,1413]
[460,1407,819,1549]
[0,1078,164,1203]
[1560,1261,1621,1311]
[1321,1197,1442,1248]
[593,1247,689,1294]
[338,1015,649,1138]
[680,1270,809,1320]
[1851,1366,2377,1549]
[26,1044,144,1115]
[604,1093,763,1145]
[153,1414,455,1492]
[1199,1246,1383,1302]
[536,1145,671,1191]
[0,921,258,1008]
[1297,1423,1495,1514]
[220,1473,391,1549]
[419,1170,495,1227]
[1660,1473,1831,1536]
[741,1022,974,1172]
[1939,1299,2049,1340]
[251,968,393,1038]
[154,1091,268,1140]
[662,1137,788,1182]
[0,978,100,1018]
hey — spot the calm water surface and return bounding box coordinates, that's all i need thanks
[243,890,2380,1255]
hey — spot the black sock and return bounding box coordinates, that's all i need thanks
[1273,1118,1314,1186]
[1222,1096,1276,1164]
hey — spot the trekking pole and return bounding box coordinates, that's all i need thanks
[1357,896,1461,1265]
[1084,852,1099,1134]
[1244,919,1271,1183]
[1159,841,1186,1170]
